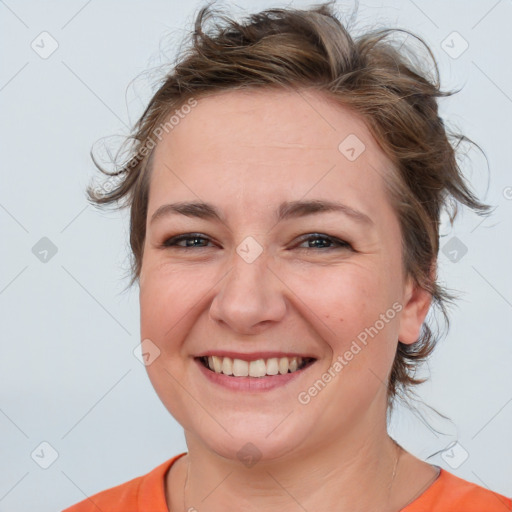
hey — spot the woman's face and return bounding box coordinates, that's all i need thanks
[139,89,430,461]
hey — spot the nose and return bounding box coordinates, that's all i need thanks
[209,249,287,334]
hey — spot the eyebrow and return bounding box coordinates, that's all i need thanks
[149,199,373,226]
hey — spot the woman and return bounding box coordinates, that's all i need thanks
[63,2,511,511]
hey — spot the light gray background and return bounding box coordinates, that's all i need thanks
[1,0,511,510]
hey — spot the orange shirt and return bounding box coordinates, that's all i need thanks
[62,452,512,512]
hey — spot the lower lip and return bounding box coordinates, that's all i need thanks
[194,357,315,392]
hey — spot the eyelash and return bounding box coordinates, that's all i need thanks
[161,233,352,251]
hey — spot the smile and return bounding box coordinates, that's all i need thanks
[197,355,316,378]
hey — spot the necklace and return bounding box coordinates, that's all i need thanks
[183,460,189,512]
[182,439,402,511]
[388,438,402,492]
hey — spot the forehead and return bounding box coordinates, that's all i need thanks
[154,88,380,161]
[148,88,395,223]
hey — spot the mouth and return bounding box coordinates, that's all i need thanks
[195,355,316,378]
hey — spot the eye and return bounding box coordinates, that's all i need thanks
[161,233,214,248]
[295,233,352,250]
[160,233,352,251]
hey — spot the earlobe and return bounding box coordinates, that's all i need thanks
[397,273,433,345]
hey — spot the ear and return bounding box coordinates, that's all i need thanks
[398,262,435,345]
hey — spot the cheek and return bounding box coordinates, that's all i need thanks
[139,272,188,375]
[139,263,211,336]
[138,267,203,429]
[293,262,389,327]
[292,263,399,373]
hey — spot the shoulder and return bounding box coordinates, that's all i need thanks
[62,473,143,512]
[61,453,187,512]
[404,468,512,512]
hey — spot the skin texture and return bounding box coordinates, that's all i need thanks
[139,88,437,512]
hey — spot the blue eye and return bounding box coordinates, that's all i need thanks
[161,233,351,251]
[296,234,351,250]
[162,233,213,248]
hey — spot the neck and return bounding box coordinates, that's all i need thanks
[170,419,403,512]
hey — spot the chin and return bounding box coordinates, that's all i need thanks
[190,416,310,465]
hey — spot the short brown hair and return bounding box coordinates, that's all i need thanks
[87,1,492,408]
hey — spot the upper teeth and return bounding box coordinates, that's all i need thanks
[205,356,306,377]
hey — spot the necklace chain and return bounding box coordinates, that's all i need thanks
[183,439,402,511]
[183,458,190,512]
[388,438,402,492]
